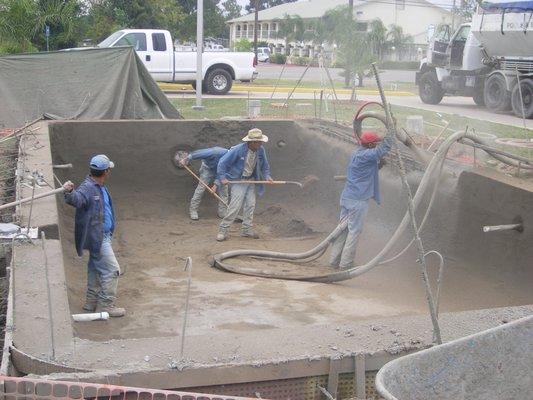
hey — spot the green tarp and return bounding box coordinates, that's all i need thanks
[0,47,181,129]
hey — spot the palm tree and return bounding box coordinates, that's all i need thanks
[0,0,77,53]
[323,5,374,87]
[274,14,305,56]
[386,24,413,60]
[368,19,387,61]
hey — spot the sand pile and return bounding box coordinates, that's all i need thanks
[257,204,316,237]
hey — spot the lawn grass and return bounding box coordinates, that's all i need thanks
[172,97,532,140]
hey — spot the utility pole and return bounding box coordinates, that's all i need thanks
[345,0,354,88]
[451,0,456,31]
[253,0,260,60]
[194,0,204,110]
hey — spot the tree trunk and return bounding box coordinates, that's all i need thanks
[358,73,364,87]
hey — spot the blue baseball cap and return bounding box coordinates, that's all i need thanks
[89,154,115,170]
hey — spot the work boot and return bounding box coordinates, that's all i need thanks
[190,211,199,221]
[216,231,227,242]
[82,302,97,312]
[241,230,260,239]
[96,305,126,318]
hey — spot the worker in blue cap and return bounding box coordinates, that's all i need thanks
[62,154,125,318]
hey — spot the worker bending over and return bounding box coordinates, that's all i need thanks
[179,147,229,220]
[215,128,273,242]
[62,155,125,317]
[330,131,393,269]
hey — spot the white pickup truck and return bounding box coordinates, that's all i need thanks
[98,29,257,95]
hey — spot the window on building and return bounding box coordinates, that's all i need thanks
[396,0,405,10]
[114,33,147,51]
[152,33,166,51]
[356,11,364,17]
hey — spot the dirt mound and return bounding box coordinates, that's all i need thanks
[257,204,315,237]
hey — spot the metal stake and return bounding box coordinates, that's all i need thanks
[372,63,442,344]
[41,231,55,360]
[25,178,36,234]
[180,257,193,359]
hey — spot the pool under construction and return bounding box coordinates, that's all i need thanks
[3,118,532,399]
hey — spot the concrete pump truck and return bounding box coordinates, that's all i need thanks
[416,0,533,118]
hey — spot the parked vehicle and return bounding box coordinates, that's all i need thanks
[257,47,270,62]
[98,29,257,95]
[416,0,533,117]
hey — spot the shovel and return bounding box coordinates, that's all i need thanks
[228,175,319,189]
[182,164,229,207]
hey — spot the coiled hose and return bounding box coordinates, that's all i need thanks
[213,129,529,283]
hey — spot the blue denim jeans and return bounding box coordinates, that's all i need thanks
[219,182,255,234]
[329,199,369,268]
[189,161,229,217]
[86,234,120,307]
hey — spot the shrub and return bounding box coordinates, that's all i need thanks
[379,60,419,70]
[234,38,252,52]
[270,53,287,64]
[292,56,310,66]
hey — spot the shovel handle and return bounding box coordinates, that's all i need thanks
[228,180,303,188]
[229,180,284,185]
[182,165,229,207]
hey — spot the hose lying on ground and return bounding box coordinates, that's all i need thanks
[213,130,529,283]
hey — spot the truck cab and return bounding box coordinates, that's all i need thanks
[98,29,257,95]
[417,23,486,105]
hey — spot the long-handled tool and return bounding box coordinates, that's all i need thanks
[182,164,229,207]
[228,175,319,189]
[0,187,65,211]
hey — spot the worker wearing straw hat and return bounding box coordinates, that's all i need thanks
[215,128,273,242]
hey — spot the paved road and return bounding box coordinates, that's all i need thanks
[256,63,415,83]
[168,90,533,129]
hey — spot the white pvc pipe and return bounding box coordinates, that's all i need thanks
[72,312,109,322]
[483,224,522,233]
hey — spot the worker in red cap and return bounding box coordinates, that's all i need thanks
[330,129,393,269]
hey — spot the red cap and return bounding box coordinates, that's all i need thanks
[360,131,382,145]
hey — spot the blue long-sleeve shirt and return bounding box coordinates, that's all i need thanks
[341,134,393,206]
[216,142,271,196]
[64,176,115,257]
[188,147,228,173]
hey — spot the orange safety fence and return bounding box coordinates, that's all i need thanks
[0,375,259,400]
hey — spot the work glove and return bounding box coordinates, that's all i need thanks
[63,181,74,193]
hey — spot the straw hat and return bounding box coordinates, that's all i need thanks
[242,128,268,142]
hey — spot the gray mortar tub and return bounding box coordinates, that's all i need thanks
[375,314,533,400]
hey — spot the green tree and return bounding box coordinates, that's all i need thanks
[84,0,186,43]
[273,13,304,56]
[0,0,79,53]
[176,0,227,40]
[222,0,242,19]
[386,24,413,60]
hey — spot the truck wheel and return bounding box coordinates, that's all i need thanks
[484,74,511,112]
[206,68,233,95]
[418,71,444,105]
[511,79,533,119]
[473,88,485,106]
